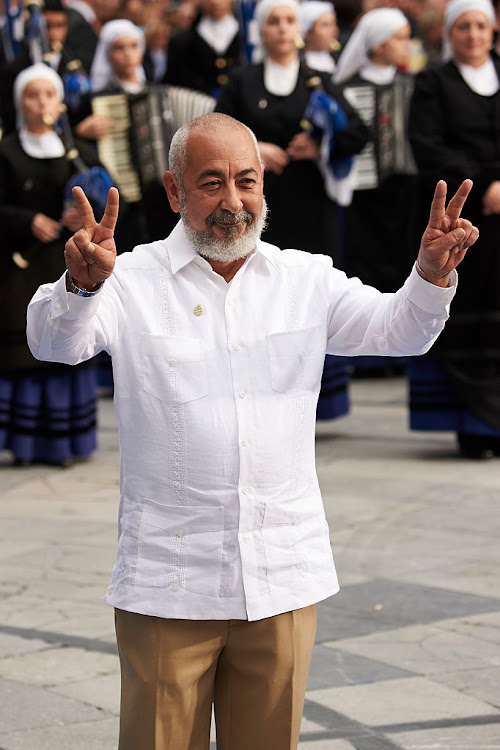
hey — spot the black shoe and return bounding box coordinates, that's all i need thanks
[457,434,495,460]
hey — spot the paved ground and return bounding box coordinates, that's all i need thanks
[0,375,499,750]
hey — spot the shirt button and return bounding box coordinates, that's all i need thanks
[242,534,249,543]
[293,518,299,526]
[298,352,305,360]
[232,344,240,351]
[176,530,184,537]
[241,439,248,446]
[172,584,179,591]
[168,359,176,367]
[242,487,250,494]
[239,391,246,398]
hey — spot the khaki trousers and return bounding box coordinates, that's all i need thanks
[115,604,317,750]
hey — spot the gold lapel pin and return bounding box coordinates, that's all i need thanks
[194,305,203,317]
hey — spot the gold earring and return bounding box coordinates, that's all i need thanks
[295,34,305,49]
[329,39,341,52]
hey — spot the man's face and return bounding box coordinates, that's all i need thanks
[44,10,69,50]
[169,127,265,261]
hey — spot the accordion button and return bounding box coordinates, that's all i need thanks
[258,99,268,109]
[215,57,227,69]
[217,74,229,86]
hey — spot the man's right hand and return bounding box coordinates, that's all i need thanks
[64,186,119,291]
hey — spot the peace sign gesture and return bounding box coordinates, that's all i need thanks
[64,186,119,291]
[417,179,479,287]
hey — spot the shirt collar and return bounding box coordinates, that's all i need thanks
[166,220,280,274]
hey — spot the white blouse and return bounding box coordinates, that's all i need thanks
[457,57,499,96]
[264,57,300,95]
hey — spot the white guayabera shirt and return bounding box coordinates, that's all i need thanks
[27,221,456,621]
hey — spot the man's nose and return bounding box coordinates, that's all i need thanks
[220,183,243,213]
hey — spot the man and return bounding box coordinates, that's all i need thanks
[42,0,97,77]
[27,113,477,750]
[163,0,241,96]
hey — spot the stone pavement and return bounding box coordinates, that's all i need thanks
[0,375,499,750]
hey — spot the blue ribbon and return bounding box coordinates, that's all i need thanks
[303,89,353,179]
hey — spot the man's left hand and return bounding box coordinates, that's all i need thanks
[417,179,479,287]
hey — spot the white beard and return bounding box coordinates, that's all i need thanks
[180,197,268,263]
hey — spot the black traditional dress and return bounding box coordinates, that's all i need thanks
[216,61,369,419]
[408,56,500,450]
[163,17,241,98]
[0,133,99,464]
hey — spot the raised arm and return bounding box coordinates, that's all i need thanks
[416,179,479,287]
[64,186,119,292]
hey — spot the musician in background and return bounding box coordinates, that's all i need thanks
[334,8,415,294]
[0,63,99,465]
[43,0,97,76]
[76,18,177,253]
[163,0,241,97]
[408,0,500,459]
[89,17,146,94]
[300,0,341,77]
[216,0,369,421]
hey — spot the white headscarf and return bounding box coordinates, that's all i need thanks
[13,63,65,130]
[334,8,408,84]
[90,19,146,92]
[444,0,495,32]
[442,0,495,60]
[255,0,300,34]
[300,1,335,37]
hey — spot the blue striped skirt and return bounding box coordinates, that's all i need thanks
[408,357,500,437]
[0,367,97,464]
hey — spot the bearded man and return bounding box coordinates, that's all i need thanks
[27,113,478,750]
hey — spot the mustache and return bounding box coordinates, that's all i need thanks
[206,210,253,227]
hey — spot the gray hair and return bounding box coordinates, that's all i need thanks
[168,113,262,185]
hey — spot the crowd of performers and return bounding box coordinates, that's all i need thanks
[1,0,500,464]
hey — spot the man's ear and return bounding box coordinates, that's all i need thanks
[163,171,180,213]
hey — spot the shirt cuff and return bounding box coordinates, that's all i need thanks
[49,271,103,321]
[404,262,457,315]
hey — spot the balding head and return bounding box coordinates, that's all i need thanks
[168,113,262,185]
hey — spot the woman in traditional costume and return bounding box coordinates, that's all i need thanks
[0,64,99,465]
[408,0,500,458]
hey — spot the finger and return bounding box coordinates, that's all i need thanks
[456,221,479,251]
[445,179,473,228]
[100,187,120,232]
[72,186,97,233]
[427,180,447,229]
[72,227,95,260]
[64,237,88,267]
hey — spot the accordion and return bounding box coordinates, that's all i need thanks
[342,73,417,191]
[91,86,216,203]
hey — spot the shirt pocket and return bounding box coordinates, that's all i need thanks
[262,494,329,586]
[141,333,208,405]
[266,324,326,398]
[135,500,224,598]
